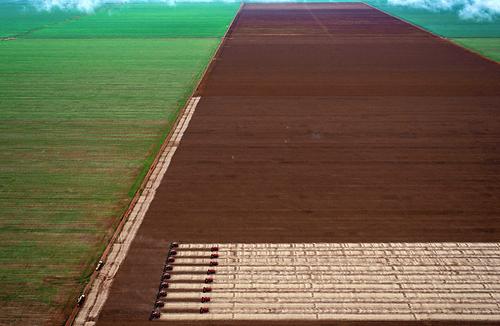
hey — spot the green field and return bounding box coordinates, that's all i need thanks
[0,1,80,38]
[28,3,237,38]
[364,0,500,62]
[0,2,238,325]
[452,38,500,62]
[369,1,500,38]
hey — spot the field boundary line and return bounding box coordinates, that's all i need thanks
[67,4,242,325]
[363,2,499,65]
[73,96,200,326]
[194,3,243,96]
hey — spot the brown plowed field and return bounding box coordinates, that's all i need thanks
[97,3,500,325]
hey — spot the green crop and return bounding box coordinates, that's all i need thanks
[452,38,500,62]
[0,1,81,38]
[27,3,238,38]
[0,2,238,324]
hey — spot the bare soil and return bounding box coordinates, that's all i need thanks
[96,3,500,325]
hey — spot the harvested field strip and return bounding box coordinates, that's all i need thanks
[155,243,500,321]
[74,97,201,325]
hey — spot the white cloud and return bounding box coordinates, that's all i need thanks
[31,0,177,12]
[387,0,500,21]
[34,0,106,12]
[26,0,500,20]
